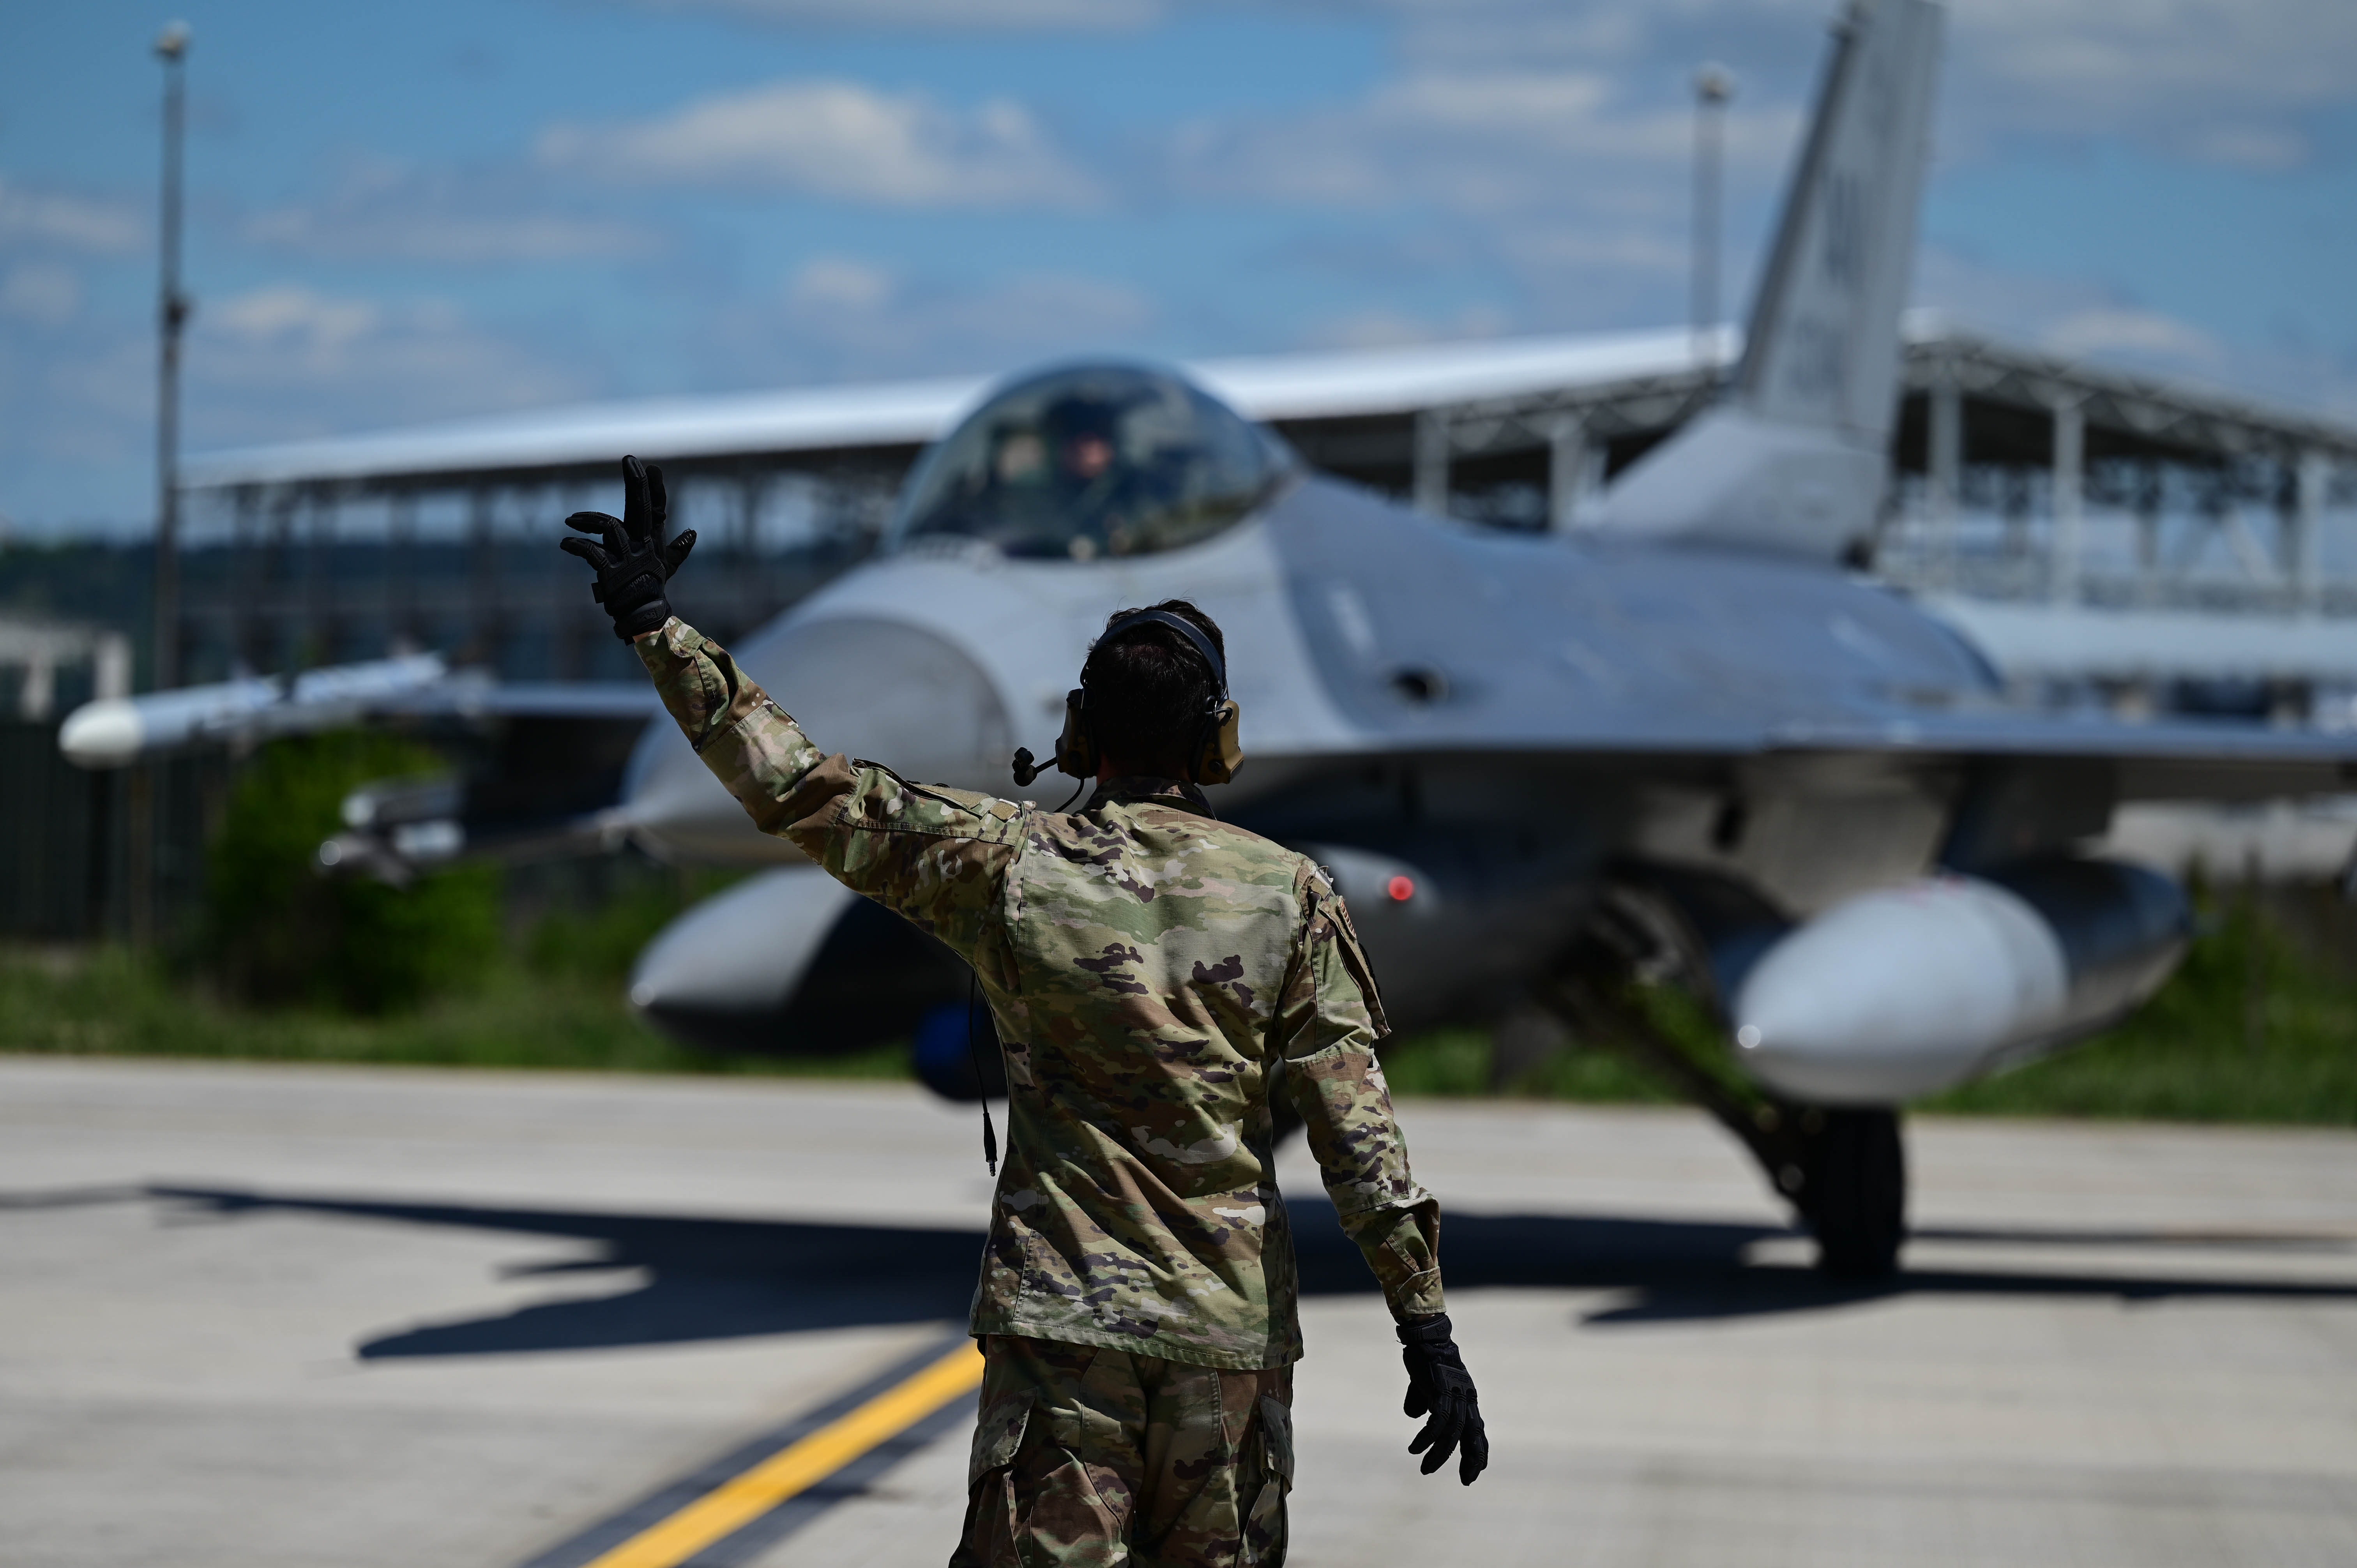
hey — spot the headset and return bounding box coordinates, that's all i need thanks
[1012,608,1243,789]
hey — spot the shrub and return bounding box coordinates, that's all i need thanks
[204,732,500,1013]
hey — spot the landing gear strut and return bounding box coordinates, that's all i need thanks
[1542,901,1907,1277]
[1797,1107,1905,1277]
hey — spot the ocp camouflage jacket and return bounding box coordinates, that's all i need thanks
[638,616,1446,1369]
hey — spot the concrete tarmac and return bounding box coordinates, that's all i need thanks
[4,1056,2355,1567]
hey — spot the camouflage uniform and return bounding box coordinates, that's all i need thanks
[637,617,1446,1564]
[958,1338,1292,1568]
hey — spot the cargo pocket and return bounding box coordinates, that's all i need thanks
[953,1391,1034,1568]
[1242,1395,1293,1568]
[969,1391,1034,1488]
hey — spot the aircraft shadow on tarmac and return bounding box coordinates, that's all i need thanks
[118,1184,2357,1357]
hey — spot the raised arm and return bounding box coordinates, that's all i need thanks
[631,616,1021,967]
[562,455,1018,969]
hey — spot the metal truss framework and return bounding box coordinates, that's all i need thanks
[172,327,2357,687]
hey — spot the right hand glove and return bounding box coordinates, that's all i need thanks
[1398,1312,1489,1485]
[560,455,697,641]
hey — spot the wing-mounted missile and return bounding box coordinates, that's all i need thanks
[1732,857,2191,1103]
[59,654,452,768]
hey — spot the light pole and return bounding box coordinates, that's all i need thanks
[1691,63,1733,367]
[132,20,190,948]
[152,20,191,692]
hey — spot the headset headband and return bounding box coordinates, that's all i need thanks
[1089,609,1228,698]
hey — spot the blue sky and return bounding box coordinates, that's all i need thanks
[4,0,2353,533]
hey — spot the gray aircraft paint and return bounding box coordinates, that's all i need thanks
[614,0,2350,1104]
[1589,0,1941,559]
[57,0,2355,1111]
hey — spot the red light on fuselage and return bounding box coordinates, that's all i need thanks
[1386,875,1415,902]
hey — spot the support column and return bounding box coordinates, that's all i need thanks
[468,485,499,669]
[302,484,332,666]
[2134,463,2163,607]
[2048,396,2085,605]
[18,650,55,722]
[230,484,260,673]
[95,634,132,701]
[2294,449,2327,614]
[263,488,295,673]
[1927,367,1961,586]
[387,490,418,653]
[1547,415,1589,531]
[738,471,763,636]
[1413,410,1450,517]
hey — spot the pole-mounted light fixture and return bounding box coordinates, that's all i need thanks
[152,19,192,692]
[1692,62,1734,369]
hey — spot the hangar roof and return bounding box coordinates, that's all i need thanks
[182,325,1737,490]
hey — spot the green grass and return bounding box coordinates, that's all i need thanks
[1383,893,2357,1125]
[0,945,910,1081]
[1922,896,2357,1125]
[7,887,2354,1125]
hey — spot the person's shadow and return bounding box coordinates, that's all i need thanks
[57,1182,2353,1358]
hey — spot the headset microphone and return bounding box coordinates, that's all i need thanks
[1008,609,1243,791]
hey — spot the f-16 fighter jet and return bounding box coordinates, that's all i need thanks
[65,0,2357,1276]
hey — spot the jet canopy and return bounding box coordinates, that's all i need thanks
[889,364,1291,561]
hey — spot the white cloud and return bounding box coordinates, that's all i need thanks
[1910,246,2357,419]
[2041,307,2225,366]
[1244,0,2357,170]
[786,256,896,311]
[712,257,1157,381]
[0,263,84,327]
[0,178,142,255]
[1172,66,1796,214]
[244,164,655,264]
[1295,303,1514,351]
[636,0,1159,26]
[1951,0,2357,114]
[539,79,1098,208]
[2176,125,2310,172]
[186,285,589,442]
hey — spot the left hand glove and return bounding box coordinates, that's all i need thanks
[560,454,697,641]
[1398,1312,1489,1485]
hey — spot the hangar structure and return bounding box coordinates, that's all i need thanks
[176,315,2357,717]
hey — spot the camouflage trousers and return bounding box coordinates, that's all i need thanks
[950,1335,1294,1568]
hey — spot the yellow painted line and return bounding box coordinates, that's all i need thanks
[581,1339,984,1568]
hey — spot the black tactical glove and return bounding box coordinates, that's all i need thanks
[560,455,697,641]
[1398,1312,1488,1485]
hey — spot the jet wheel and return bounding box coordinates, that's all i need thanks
[1802,1108,1906,1278]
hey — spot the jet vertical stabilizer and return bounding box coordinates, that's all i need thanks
[1590,0,1942,558]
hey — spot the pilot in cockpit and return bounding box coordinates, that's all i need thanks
[899,365,1290,565]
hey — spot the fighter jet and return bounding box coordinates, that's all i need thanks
[62,0,2357,1274]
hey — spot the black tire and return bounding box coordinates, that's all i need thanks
[1804,1108,1906,1278]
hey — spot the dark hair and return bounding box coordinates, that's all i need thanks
[1083,599,1226,777]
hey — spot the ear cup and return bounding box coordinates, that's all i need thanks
[1196,699,1243,785]
[1053,688,1095,779]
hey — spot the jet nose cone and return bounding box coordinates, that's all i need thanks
[58,699,143,768]
[1733,878,2069,1104]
